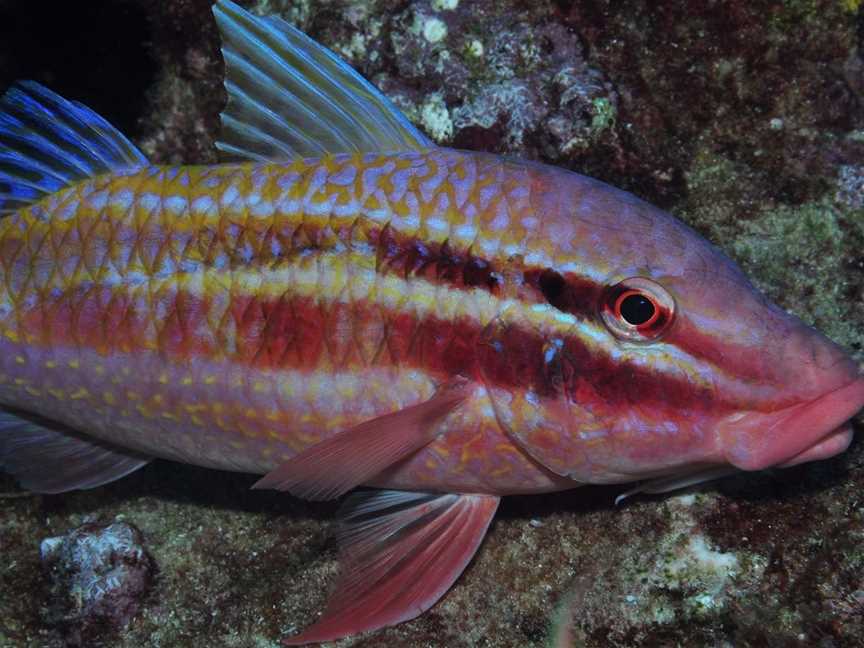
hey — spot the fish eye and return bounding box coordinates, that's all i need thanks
[601,278,674,341]
[616,291,657,326]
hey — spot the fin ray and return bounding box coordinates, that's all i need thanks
[254,378,472,500]
[0,410,151,493]
[213,0,432,161]
[220,73,324,157]
[614,466,737,505]
[284,489,499,644]
[0,81,146,215]
[0,150,71,187]
[224,40,358,151]
[0,124,95,178]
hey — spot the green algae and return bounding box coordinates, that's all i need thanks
[681,147,864,362]
[546,492,767,645]
[419,92,454,142]
[589,98,616,138]
[1,466,341,647]
[730,202,864,359]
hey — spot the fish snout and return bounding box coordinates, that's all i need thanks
[719,373,864,471]
[778,318,862,399]
[722,315,864,471]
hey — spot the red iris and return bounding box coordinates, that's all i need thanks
[602,278,674,341]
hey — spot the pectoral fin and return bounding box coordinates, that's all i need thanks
[0,410,151,493]
[283,489,499,645]
[253,378,472,500]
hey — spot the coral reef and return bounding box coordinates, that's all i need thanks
[1,0,863,647]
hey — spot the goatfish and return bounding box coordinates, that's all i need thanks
[1,0,862,643]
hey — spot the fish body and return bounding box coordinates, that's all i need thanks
[0,150,583,494]
[1,0,863,643]
[2,148,856,489]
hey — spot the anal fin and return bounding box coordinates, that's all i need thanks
[0,410,150,494]
[253,378,472,500]
[284,489,499,645]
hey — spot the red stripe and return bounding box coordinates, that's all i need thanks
[521,268,605,315]
[5,198,743,414]
[665,316,775,386]
[18,285,719,414]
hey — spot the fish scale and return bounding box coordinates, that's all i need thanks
[0,150,575,493]
[0,149,806,487]
[1,1,863,644]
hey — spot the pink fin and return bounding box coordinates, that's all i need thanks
[0,410,150,494]
[283,489,499,645]
[253,378,472,500]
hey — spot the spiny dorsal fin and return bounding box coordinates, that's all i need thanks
[212,0,432,162]
[0,81,147,215]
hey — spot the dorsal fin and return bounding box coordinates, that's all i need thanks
[0,81,147,215]
[212,0,432,162]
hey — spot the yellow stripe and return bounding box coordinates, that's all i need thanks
[171,248,714,388]
[0,157,717,389]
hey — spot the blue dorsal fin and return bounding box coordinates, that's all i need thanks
[0,81,147,215]
[212,0,432,162]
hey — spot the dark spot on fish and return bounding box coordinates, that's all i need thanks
[536,268,568,310]
[524,268,603,317]
[375,226,500,293]
[462,256,498,291]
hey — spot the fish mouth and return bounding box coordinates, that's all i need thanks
[721,376,864,471]
[775,422,854,467]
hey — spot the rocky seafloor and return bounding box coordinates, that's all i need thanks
[1,0,863,646]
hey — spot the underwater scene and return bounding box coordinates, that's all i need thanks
[1,0,863,646]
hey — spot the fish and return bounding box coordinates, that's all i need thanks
[0,0,862,643]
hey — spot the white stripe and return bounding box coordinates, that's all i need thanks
[152,252,715,385]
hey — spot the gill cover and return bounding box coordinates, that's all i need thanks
[478,308,595,479]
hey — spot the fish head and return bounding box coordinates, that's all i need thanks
[481,164,864,485]
[657,247,863,474]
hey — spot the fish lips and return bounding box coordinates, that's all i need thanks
[720,376,864,472]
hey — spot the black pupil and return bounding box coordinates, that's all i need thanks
[620,294,655,325]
